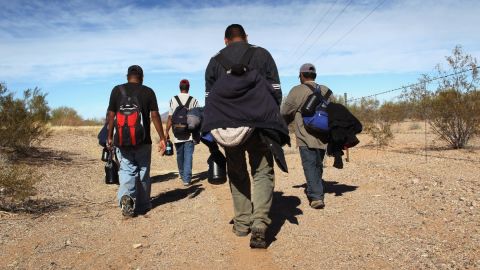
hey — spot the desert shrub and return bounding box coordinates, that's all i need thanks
[0,83,50,150]
[378,101,409,122]
[349,98,395,146]
[366,121,393,146]
[0,154,39,206]
[82,118,104,126]
[50,106,83,126]
[400,46,479,148]
[404,46,480,149]
[427,89,479,148]
[400,74,432,121]
[428,46,479,148]
[50,107,104,126]
[348,98,379,124]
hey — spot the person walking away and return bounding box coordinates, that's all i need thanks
[281,63,332,209]
[106,65,166,217]
[165,79,199,186]
[203,24,288,248]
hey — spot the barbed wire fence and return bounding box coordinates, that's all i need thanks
[342,65,480,164]
[287,1,479,165]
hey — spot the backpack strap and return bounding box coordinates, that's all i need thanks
[118,84,141,103]
[174,95,184,107]
[214,46,257,71]
[304,83,332,100]
[240,47,256,66]
[118,85,127,97]
[214,53,233,71]
[184,96,193,108]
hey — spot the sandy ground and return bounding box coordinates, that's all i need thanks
[0,122,479,270]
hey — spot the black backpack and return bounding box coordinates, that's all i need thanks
[202,46,278,136]
[171,95,193,137]
[213,46,256,77]
[114,85,145,147]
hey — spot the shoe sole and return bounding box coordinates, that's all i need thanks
[121,195,135,217]
[310,200,325,209]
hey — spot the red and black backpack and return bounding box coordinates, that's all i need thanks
[114,85,145,147]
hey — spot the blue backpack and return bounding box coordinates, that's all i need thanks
[300,84,332,134]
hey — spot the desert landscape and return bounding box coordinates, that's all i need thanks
[0,122,478,270]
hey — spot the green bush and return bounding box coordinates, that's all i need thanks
[0,83,50,151]
[366,121,394,147]
[50,106,103,126]
[50,106,83,126]
[427,89,479,148]
[399,46,478,148]
[349,98,395,146]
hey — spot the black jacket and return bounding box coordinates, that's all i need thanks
[205,41,282,104]
[326,102,362,169]
[202,41,290,171]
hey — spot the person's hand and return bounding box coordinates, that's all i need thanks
[106,138,114,151]
[158,138,166,155]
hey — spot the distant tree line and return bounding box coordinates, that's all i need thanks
[50,106,103,126]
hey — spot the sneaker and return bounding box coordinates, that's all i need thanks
[250,227,267,249]
[232,226,250,237]
[183,182,191,186]
[120,195,135,217]
[310,199,325,209]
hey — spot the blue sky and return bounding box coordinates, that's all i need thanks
[1,0,479,119]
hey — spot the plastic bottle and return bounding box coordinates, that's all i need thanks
[165,140,174,156]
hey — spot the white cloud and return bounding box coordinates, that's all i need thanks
[0,0,479,82]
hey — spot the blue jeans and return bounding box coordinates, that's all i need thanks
[174,141,194,184]
[116,144,152,211]
[299,147,325,201]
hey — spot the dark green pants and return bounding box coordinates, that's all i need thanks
[225,133,275,232]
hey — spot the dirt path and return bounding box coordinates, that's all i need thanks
[1,125,479,269]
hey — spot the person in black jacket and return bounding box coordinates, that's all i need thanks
[204,24,282,248]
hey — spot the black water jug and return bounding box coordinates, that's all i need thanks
[165,140,174,156]
[102,148,119,185]
[105,160,119,185]
[101,147,109,161]
[207,151,226,185]
[301,93,321,116]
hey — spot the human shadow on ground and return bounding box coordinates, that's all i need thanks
[151,172,178,183]
[191,171,208,185]
[151,171,209,184]
[293,180,358,197]
[266,191,303,247]
[150,184,204,209]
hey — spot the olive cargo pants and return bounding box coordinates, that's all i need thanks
[225,133,275,232]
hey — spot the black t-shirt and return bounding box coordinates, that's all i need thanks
[107,82,159,144]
